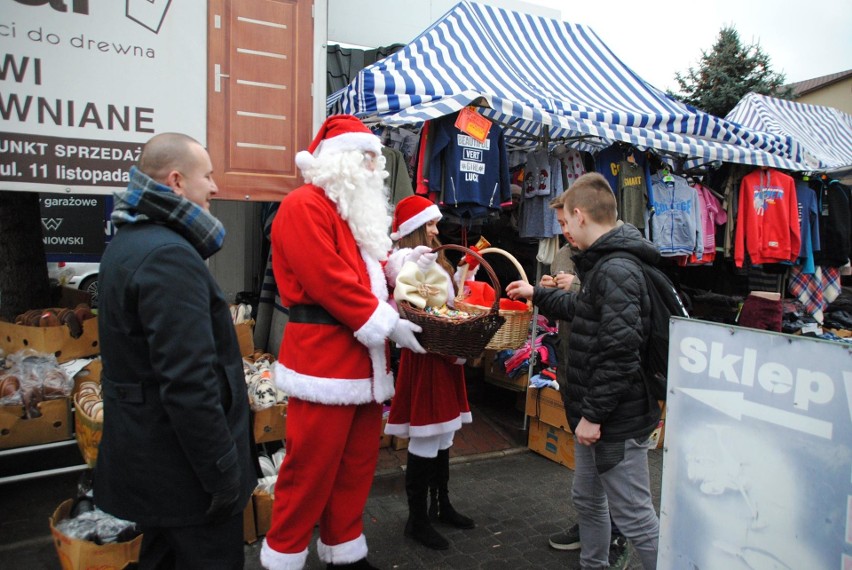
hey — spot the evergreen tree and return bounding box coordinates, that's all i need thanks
[671,26,793,117]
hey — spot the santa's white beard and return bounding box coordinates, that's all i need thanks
[303,150,392,261]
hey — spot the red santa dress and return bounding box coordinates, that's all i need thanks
[383,248,472,439]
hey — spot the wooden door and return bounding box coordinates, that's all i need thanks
[208,0,314,201]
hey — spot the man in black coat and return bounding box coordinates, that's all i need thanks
[95,133,256,569]
[507,173,660,570]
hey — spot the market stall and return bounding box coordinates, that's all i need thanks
[725,92,852,173]
[330,0,806,170]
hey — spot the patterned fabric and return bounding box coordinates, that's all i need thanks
[822,266,842,304]
[788,266,824,322]
[787,265,842,323]
[112,166,225,259]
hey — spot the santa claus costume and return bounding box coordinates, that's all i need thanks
[261,115,423,570]
[383,195,476,551]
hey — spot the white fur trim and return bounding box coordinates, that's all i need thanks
[260,539,308,570]
[294,150,315,172]
[315,132,381,160]
[390,204,441,240]
[274,362,376,405]
[317,534,368,564]
[353,302,398,348]
[368,345,394,402]
[384,248,410,284]
[361,248,388,302]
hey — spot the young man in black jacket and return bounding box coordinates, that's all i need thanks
[507,172,660,570]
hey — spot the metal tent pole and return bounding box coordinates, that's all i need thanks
[522,260,543,432]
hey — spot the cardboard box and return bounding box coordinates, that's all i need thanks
[392,436,409,450]
[0,398,72,450]
[50,499,142,570]
[73,359,102,391]
[379,417,392,449]
[527,418,575,470]
[525,386,569,431]
[253,488,274,537]
[253,404,287,444]
[235,322,255,357]
[0,317,99,363]
[482,349,528,392]
[243,495,257,544]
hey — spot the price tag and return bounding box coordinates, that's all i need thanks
[454,106,492,143]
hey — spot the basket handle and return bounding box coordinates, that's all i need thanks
[458,246,532,310]
[431,244,501,314]
[477,247,530,285]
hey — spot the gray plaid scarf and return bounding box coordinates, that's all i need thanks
[112,166,225,259]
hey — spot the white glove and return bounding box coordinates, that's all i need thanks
[389,319,426,354]
[405,245,437,272]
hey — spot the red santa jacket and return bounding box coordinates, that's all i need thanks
[271,184,398,404]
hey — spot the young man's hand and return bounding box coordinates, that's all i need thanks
[506,280,534,301]
[575,417,601,446]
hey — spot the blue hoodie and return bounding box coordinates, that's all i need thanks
[427,113,510,210]
[647,172,703,259]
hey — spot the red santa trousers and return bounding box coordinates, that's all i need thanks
[265,397,382,561]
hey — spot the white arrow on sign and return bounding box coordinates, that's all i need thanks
[679,388,833,440]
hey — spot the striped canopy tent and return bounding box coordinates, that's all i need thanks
[726,92,852,173]
[332,1,806,171]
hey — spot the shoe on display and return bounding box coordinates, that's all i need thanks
[548,523,581,551]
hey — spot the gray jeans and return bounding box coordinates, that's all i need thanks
[572,436,659,569]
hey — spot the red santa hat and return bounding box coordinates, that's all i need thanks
[390,195,442,241]
[295,114,382,171]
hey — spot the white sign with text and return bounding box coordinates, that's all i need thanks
[0,0,206,193]
[659,318,852,570]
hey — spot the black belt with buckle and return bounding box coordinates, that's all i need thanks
[287,304,341,326]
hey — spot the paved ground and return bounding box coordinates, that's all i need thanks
[0,448,663,570]
[0,375,663,569]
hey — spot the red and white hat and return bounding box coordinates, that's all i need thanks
[295,114,382,171]
[390,195,442,241]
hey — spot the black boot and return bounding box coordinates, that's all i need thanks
[326,558,380,569]
[430,448,475,529]
[404,453,449,550]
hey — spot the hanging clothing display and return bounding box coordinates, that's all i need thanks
[688,182,727,265]
[812,178,852,268]
[427,112,510,212]
[647,172,703,259]
[734,168,800,267]
[617,160,648,231]
[382,146,414,205]
[788,265,842,323]
[558,147,587,189]
[519,148,562,239]
[794,180,821,275]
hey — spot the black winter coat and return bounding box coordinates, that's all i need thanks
[534,223,661,442]
[95,223,256,527]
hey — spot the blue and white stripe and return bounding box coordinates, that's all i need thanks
[332,1,808,170]
[726,92,852,171]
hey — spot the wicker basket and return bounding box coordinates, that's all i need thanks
[397,245,506,360]
[455,247,533,351]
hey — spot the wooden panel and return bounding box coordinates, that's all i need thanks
[208,0,314,201]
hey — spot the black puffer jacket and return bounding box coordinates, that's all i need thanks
[534,223,660,442]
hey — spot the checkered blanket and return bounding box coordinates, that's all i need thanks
[788,266,842,324]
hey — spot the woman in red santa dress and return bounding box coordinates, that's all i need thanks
[383,195,477,551]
